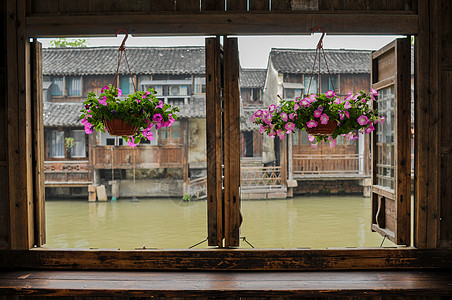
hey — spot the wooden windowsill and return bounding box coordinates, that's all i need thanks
[0,269,451,298]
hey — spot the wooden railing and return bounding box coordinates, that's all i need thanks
[241,166,282,190]
[44,161,92,186]
[188,176,207,200]
[92,145,184,169]
[293,154,366,177]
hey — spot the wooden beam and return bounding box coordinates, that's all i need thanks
[0,249,451,270]
[415,0,440,248]
[25,13,418,36]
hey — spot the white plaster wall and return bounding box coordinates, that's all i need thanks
[188,118,207,168]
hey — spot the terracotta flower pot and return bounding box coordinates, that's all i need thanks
[306,120,337,136]
[104,119,139,136]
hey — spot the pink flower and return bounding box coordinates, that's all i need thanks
[308,135,315,143]
[306,120,318,128]
[153,113,163,123]
[285,122,295,132]
[127,137,137,147]
[264,113,272,125]
[320,113,329,125]
[268,104,276,113]
[254,109,263,117]
[311,143,318,150]
[334,98,342,105]
[277,129,286,139]
[289,113,297,120]
[345,92,353,101]
[301,99,310,107]
[344,101,352,109]
[84,125,93,134]
[314,109,322,118]
[294,103,300,110]
[328,136,337,148]
[365,125,375,133]
[156,100,164,109]
[268,129,276,138]
[357,115,369,125]
[280,112,288,122]
[259,125,268,134]
[308,94,317,103]
[142,130,154,141]
[101,86,109,93]
[99,96,107,106]
[117,88,122,97]
[325,90,336,98]
[162,115,175,128]
[379,116,386,124]
[371,88,378,101]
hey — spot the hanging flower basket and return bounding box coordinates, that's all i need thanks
[104,118,139,137]
[306,120,337,136]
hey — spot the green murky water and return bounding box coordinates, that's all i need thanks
[44,196,395,249]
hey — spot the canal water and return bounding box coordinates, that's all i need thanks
[44,195,395,249]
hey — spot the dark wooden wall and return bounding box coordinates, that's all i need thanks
[0,0,9,250]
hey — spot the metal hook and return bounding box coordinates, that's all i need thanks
[312,26,326,49]
[116,28,128,51]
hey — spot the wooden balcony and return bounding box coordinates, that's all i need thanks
[92,145,184,169]
[44,161,92,187]
[293,153,369,180]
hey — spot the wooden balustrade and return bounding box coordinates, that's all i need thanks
[188,176,207,200]
[241,166,282,189]
[92,145,184,169]
[292,154,365,177]
[44,161,92,186]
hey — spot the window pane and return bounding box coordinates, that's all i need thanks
[376,86,395,190]
[50,77,63,96]
[120,76,132,95]
[71,130,86,157]
[50,131,65,157]
[67,77,81,96]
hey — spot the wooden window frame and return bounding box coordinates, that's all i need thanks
[3,4,450,270]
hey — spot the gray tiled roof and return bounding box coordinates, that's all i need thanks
[240,106,261,131]
[240,69,267,88]
[43,47,205,76]
[43,96,206,127]
[44,103,84,127]
[270,49,371,74]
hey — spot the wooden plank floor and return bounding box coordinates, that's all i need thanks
[0,270,451,298]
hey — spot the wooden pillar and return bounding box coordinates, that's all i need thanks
[6,0,35,249]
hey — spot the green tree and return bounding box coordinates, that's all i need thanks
[49,38,88,48]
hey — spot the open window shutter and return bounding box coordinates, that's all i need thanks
[371,38,411,245]
[206,36,241,248]
[206,37,224,247]
[223,37,241,247]
[31,40,45,246]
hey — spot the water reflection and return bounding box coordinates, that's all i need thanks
[45,196,394,249]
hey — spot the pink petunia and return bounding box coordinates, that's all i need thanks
[280,112,288,122]
[328,136,337,148]
[84,125,94,134]
[153,113,163,123]
[289,113,297,120]
[314,109,322,118]
[259,125,268,134]
[162,115,176,128]
[99,96,107,106]
[254,109,263,117]
[306,120,318,128]
[344,101,352,109]
[379,116,386,124]
[101,86,109,93]
[365,125,375,133]
[308,135,315,143]
[277,129,286,139]
[320,113,329,125]
[268,104,276,113]
[371,88,378,101]
[345,91,353,101]
[334,98,342,105]
[357,115,369,125]
[268,129,276,138]
[308,94,317,103]
[294,103,300,110]
[127,137,137,147]
[156,100,164,109]
[264,113,272,125]
[301,99,310,107]
[285,122,295,132]
[325,90,336,98]
[117,88,122,97]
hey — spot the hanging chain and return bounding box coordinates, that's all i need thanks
[306,26,335,96]
[112,28,137,93]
